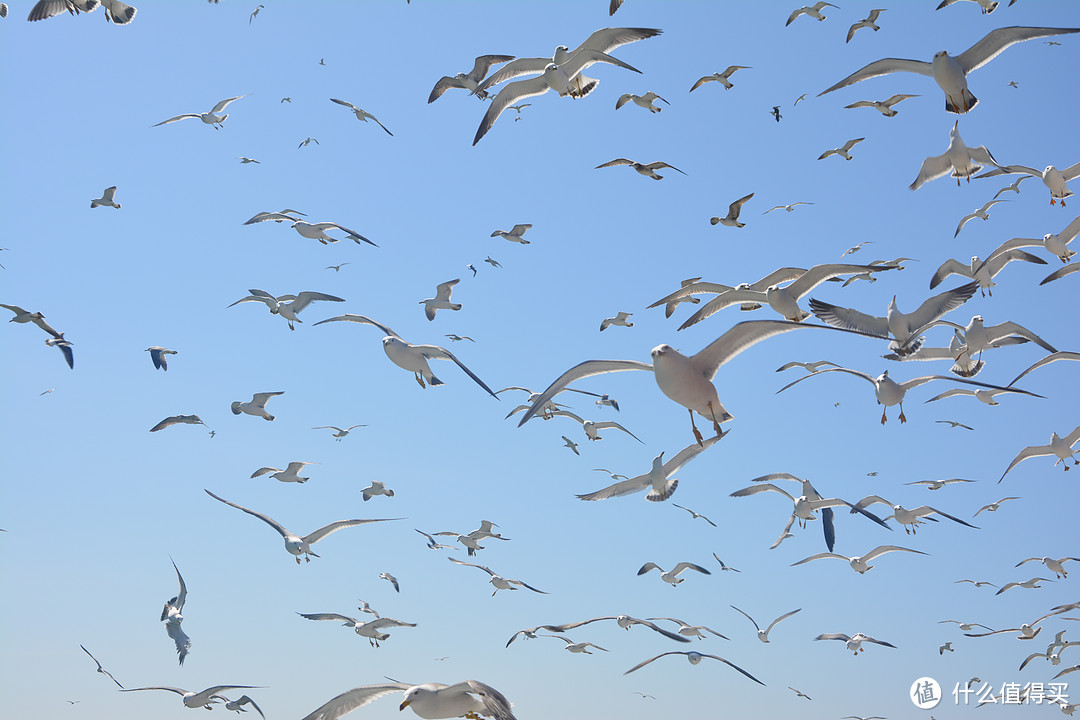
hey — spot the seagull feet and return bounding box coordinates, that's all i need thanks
[899,410,907,423]
[296,557,302,565]
[689,409,704,446]
[414,373,426,389]
[880,408,888,425]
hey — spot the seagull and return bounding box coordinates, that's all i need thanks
[677,262,891,327]
[298,137,319,147]
[491,224,532,243]
[930,251,1047,297]
[778,366,1030,424]
[362,482,395,502]
[851,496,979,534]
[690,66,751,91]
[973,497,1021,516]
[549,410,642,443]
[596,158,686,180]
[562,436,580,455]
[0,303,63,337]
[153,95,246,128]
[730,606,802,643]
[1008,351,1080,387]
[846,9,885,43]
[595,394,619,411]
[45,334,75,369]
[295,680,518,720]
[249,4,262,22]
[473,27,662,99]
[647,617,729,640]
[818,138,865,161]
[223,695,265,718]
[814,633,897,655]
[428,55,516,102]
[229,289,346,330]
[623,651,764,684]
[160,559,191,665]
[790,687,813,700]
[415,529,456,550]
[792,545,928,574]
[713,554,741,572]
[593,468,629,481]
[955,578,998,587]
[600,311,634,331]
[808,281,978,356]
[517,319,883,444]
[787,2,838,26]
[230,392,284,421]
[996,577,1054,595]
[994,175,1032,199]
[356,600,379,618]
[290,220,376,246]
[445,334,475,343]
[955,200,1008,237]
[319,58,326,66]
[1017,557,1080,579]
[90,186,121,209]
[472,48,644,145]
[312,424,367,440]
[330,99,393,135]
[242,208,306,225]
[907,475,974,488]
[251,461,316,484]
[925,385,1035,406]
[448,557,547,596]
[484,256,502,268]
[999,427,1080,481]
[281,97,291,103]
[150,415,207,432]
[121,686,263,711]
[467,264,477,276]
[577,435,723,502]
[637,561,711,586]
[939,620,993,631]
[80,645,123,688]
[421,279,462,321]
[313,315,498,397]
[995,216,1080,264]
[671,504,717,527]
[204,489,400,564]
[977,161,1080,206]
[844,93,919,117]
[819,27,1080,113]
[505,615,692,646]
[616,91,668,113]
[378,572,400,592]
[653,278,707,317]
[236,157,260,164]
[770,106,782,122]
[911,121,1002,191]
[145,346,177,371]
[710,192,754,227]
[763,202,813,215]
[507,103,531,120]
[777,360,840,373]
[544,635,609,654]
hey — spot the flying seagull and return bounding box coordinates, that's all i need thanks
[160,559,191,665]
[844,93,919,117]
[577,435,723,502]
[710,192,754,227]
[230,391,284,421]
[146,346,177,371]
[596,158,686,181]
[690,66,750,91]
[150,415,207,433]
[79,645,123,688]
[120,686,263,711]
[295,680,518,720]
[90,186,121,209]
[330,99,393,135]
[153,95,247,128]
[787,2,838,26]
[312,424,367,440]
[819,26,1080,113]
[428,54,516,102]
[623,651,764,685]
[730,606,802,643]
[204,489,401,563]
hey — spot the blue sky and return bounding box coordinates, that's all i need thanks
[0,1,1078,719]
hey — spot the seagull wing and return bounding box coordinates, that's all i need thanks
[730,482,797,502]
[730,605,761,632]
[165,620,191,665]
[298,612,360,623]
[474,76,551,145]
[662,434,724,475]
[303,518,399,545]
[590,421,643,442]
[313,314,399,337]
[204,490,289,539]
[152,114,201,126]
[765,608,802,635]
[776,366,875,394]
[210,95,247,113]
[819,58,932,96]
[517,360,653,426]
[807,299,889,336]
[410,344,499,398]
[576,474,650,500]
[957,26,1080,74]
[863,545,928,561]
[290,291,346,314]
[792,553,849,566]
[623,652,681,674]
[297,684,411,720]
[694,319,863,381]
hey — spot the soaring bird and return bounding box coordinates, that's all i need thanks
[153,95,247,128]
[910,121,1001,190]
[330,98,393,135]
[296,680,518,720]
[160,559,191,665]
[428,54,516,102]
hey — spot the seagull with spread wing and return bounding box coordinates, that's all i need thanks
[152,95,247,128]
[448,557,547,596]
[330,98,393,135]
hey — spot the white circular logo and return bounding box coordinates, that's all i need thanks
[910,677,942,709]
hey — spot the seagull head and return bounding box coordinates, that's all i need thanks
[651,344,674,360]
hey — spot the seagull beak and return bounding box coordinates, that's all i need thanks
[399,701,411,711]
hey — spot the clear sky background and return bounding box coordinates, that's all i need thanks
[0,1,1077,719]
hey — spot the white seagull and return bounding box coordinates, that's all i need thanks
[362,481,395,502]
[991,215,1079,263]
[818,137,865,161]
[793,545,928,574]
[490,224,532,243]
[204,489,400,563]
[577,435,722,502]
[297,612,415,647]
[596,158,686,180]
[229,289,345,330]
[449,557,547,596]
[814,633,896,655]
[730,606,802,643]
[505,614,691,646]
[852,496,979,534]
[544,635,609,654]
[251,461,316,484]
[120,686,262,711]
[230,392,284,421]
[80,645,123,688]
[428,54,516,102]
[1016,557,1080,579]
[911,121,1001,190]
[517,319,880,443]
[623,651,764,685]
[616,91,668,112]
[313,314,498,397]
[312,424,368,440]
[223,695,265,718]
[421,279,462,321]
[690,66,751,91]
[999,426,1080,482]
[787,2,839,26]
[710,192,754,227]
[600,311,634,331]
[330,98,393,136]
[846,9,885,43]
[149,415,206,433]
[161,559,191,665]
[90,186,121,209]
[977,161,1080,206]
[152,95,247,128]
[637,561,711,586]
[146,346,177,370]
[844,93,919,117]
[763,202,813,214]
[930,251,1047,297]
[291,220,376,247]
[955,200,1008,237]
[647,617,729,640]
[819,27,1080,113]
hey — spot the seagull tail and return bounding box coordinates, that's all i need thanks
[428,373,445,387]
[890,336,924,357]
[647,478,678,502]
[946,90,977,115]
